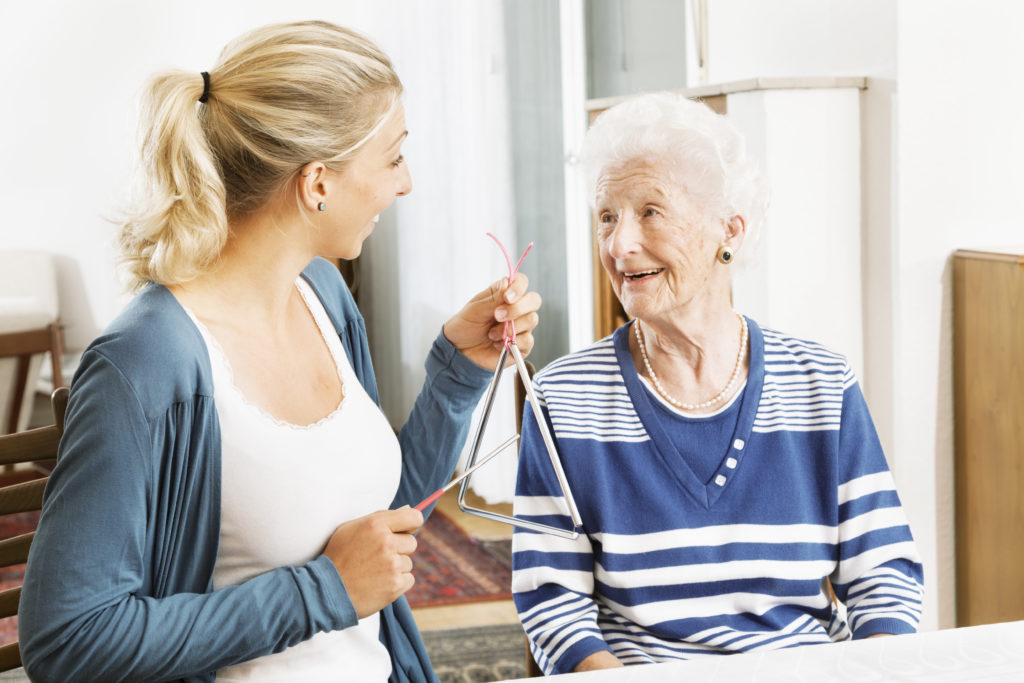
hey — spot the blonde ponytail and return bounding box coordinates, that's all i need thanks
[118,21,402,291]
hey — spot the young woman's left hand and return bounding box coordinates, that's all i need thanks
[443,273,542,370]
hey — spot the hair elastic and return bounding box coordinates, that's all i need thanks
[198,72,211,104]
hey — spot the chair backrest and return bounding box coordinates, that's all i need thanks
[0,323,66,435]
[0,386,69,671]
[0,250,64,436]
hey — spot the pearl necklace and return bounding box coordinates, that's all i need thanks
[634,314,748,412]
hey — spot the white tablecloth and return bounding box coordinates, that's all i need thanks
[508,620,1024,682]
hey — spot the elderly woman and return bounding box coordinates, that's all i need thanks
[511,92,923,674]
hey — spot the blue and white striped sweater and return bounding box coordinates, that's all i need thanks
[512,318,923,674]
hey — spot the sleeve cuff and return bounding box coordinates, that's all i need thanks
[852,616,918,639]
[551,636,614,675]
[426,327,494,393]
[310,555,359,632]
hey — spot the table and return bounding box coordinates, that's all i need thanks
[507,620,1024,682]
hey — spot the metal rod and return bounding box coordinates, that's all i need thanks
[509,343,583,527]
[456,345,510,511]
[456,342,582,540]
[443,433,519,493]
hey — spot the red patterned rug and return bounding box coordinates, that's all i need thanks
[407,510,512,609]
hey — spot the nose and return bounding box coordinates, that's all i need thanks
[396,163,412,197]
[605,212,642,260]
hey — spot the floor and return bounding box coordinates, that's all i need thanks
[411,488,520,632]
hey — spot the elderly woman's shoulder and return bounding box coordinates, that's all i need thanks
[758,322,852,376]
[759,324,845,360]
[535,333,620,382]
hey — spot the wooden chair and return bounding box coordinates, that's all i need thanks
[0,322,66,435]
[0,386,69,671]
[525,642,543,677]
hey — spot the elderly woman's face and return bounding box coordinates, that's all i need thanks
[595,157,723,324]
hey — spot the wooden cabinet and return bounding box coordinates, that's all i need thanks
[953,248,1024,626]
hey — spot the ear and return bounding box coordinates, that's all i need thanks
[724,214,747,250]
[297,162,331,213]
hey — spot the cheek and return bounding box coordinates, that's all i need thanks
[663,223,712,265]
[349,177,386,211]
[596,236,619,278]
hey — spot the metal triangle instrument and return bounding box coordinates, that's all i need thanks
[456,340,582,539]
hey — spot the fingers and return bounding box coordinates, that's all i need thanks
[484,272,529,307]
[494,278,541,325]
[444,271,543,369]
[395,533,418,557]
[503,272,530,304]
[385,505,424,534]
[482,273,541,347]
[323,508,423,618]
[487,310,540,343]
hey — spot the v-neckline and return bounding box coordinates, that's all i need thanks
[615,317,765,509]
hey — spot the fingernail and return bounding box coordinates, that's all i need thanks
[495,308,507,321]
[505,290,518,304]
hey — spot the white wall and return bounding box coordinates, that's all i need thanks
[891,0,1024,630]
[706,0,897,83]
[0,0,375,351]
[707,0,1024,631]
[729,88,865,381]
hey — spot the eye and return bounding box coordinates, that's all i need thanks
[598,211,616,224]
[642,206,659,218]
[391,154,405,168]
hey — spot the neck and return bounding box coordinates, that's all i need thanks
[639,287,736,365]
[169,205,315,329]
[631,304,748,413]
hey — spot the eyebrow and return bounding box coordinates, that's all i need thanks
[596,183,671,204]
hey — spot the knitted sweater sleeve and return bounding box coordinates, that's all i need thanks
[831,369,924,637]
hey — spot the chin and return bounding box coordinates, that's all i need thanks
[330,239,365,261]
[618,295,662,325]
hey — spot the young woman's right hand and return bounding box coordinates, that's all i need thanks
[323,506,424,618]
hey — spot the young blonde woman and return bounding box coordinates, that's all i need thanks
[19,21,540,682]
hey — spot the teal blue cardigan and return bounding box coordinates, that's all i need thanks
[19,258,492,682]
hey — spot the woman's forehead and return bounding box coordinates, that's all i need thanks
[596,157,678,195]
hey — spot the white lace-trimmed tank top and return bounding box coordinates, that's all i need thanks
[186,277,401,682]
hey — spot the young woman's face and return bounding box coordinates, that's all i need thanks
[320,103,412,259]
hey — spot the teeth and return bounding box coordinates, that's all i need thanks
[625,268,662,280]
[372,214,380,223]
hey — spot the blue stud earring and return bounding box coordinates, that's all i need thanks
[317,202,327,212]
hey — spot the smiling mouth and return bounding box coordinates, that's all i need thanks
[624,268,664,281]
